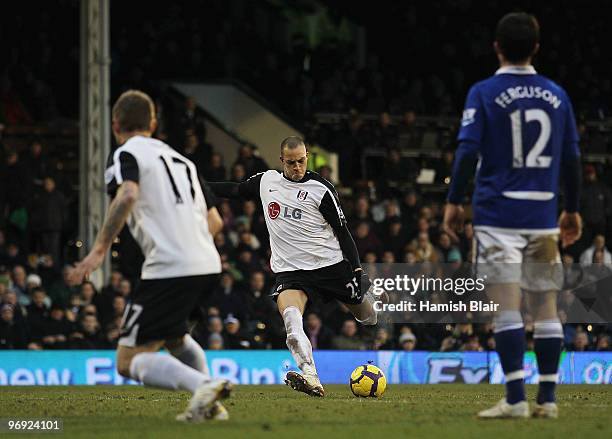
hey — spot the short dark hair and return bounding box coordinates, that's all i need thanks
[280,136,306,155]
[495,13,539,63]
[112,90,155,133]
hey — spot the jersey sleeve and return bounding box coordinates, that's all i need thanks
[208,172,264,200]
[562,97,580,160]
[319,189,346,229]
[106,150,139,197]
[105,150,118,197]
[238,172,264,200]
[199,176,219,209]
[561,95,581,212]
[114,151,140,184]
[457,84,485,144]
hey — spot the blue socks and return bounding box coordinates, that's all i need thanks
[495,326,526,404]
[534,320,563,404]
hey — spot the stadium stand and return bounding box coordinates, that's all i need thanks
[1,0,611,353]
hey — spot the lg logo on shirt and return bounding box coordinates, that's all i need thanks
[268,202,302,220]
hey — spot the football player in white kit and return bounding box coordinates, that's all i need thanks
[210,136,379,397]
[69,90,231,422]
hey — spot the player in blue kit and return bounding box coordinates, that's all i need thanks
[443,13,582,418]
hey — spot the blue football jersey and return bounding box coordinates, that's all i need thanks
[456,65,580,230]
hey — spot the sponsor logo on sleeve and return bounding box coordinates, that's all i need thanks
[461,108,477,127]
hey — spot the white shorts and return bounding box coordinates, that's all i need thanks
[473,226,562,291]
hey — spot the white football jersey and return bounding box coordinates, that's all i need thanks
[106,135,221,279]
[240,170,345,272]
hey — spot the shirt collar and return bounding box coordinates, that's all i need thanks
[495,65,537,75]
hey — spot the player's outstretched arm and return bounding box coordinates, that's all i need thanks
[208,181,242,198]
[67,181,139,285]
[209,172,264,200]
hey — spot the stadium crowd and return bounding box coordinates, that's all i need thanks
[2,0,612,352]
[2,125,612,352]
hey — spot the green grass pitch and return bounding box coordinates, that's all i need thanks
[1,385,610,438]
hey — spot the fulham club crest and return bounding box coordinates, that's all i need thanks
[297,190,308,201]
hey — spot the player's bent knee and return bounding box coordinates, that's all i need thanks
[164,336,185,355]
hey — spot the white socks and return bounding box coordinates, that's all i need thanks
[129,352,209,394]
[170,334,210,376]
[283,306,317,376]
[355,291,378,325]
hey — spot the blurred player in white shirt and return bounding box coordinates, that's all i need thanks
[69,90,230,423]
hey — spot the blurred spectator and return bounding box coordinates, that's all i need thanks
[205,152,227,181]
[0,304,28,349]
[104,316,123,349]
[398,110,421,149]
[69,314,107,349]
[437,232,462,263]
[579,234,612,265]
[182,130,210,176]
[2,242,27,268]
[398,331,417,351]
[440,335,459,352]
[208,333,224,350]
[350,196,373,225]
[243,271,276,328]
[1,290,25,325]
[375,112,398,149]
[118,279,132,297]
[24,139,49,188]
[305,312,334,350]
[102,271,123,297]
[223,315,251,349]
[372,328,394,350]
[65,293,82,324]
[332,320,366,350]
[26,287,50,345]
[353,222,383,259]
[382,218,407,261]
[48,266,76,308]
[230,163,247,183]
[461,335,484,352]
[210,272,247,321]
[233,144,268,177]
[596,334,610,351]
[178,96,207,146]
[29,176,67,265]
[409,232,438,263]
[571,331,590,352]
[11,265,29,306]
[41,304,71,349]
[580,165,612,240]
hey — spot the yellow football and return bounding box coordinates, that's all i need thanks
[350,364,387,398]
